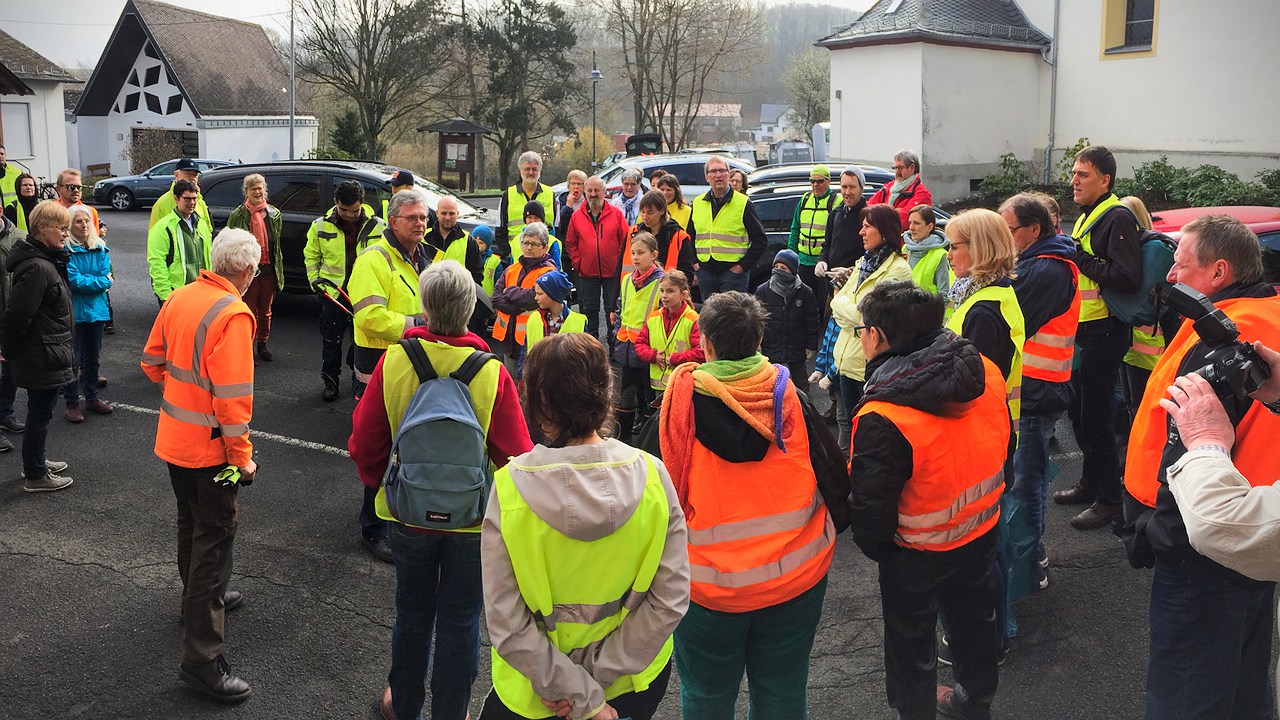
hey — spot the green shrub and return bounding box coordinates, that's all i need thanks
[978,153,1030,203]
[1132,155,1190,203]
[1112,177,1139,199]
[307,146,355,161]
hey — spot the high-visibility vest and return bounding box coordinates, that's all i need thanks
[147,210,213,301]
[0,163,20,210]
[1022,255,1081,383]
[149,182,211,231]
[691,191,750,263]
[854,356,1009,552]
[1071,194,1127,322]
[304,208,386,295]
[910,246,949,295]
[505,182,554,256]
[349,231,425,350]
[5,199,28,232]
[684,383,835,612]
[525,309,587,349]
[426,228,471,266]
[490,450,673,716]
[372,338,501,527]
[492,263,555,344]
[141,270,256,469]
[617,270,663,343]
[947,283,1025,438]
[1123,324,1165,370]
[668,202,691,231]
[631,224,690,273]
[795,190,837,258]
[482,254,502,296]
[645,305,698,390]
[1125,296,1280,508]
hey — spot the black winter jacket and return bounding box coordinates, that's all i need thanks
[848,329,994,562]
[819,198,867,270]
[755,279,821,364]
[1,237,75,390]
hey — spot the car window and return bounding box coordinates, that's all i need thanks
[147,161,177,177]
[196,161,224,172]
[753,196,801,232]
[269,175,323,215]
[670,162,706,188]
[1259,231,1280,284]
[201,178,244,210]
[333,175,389,214]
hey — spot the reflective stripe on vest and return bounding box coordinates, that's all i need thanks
[946,283,1025,438]
[349,233,425,349]
[1072,194,1127,322]
[492,264,554,343]
[617,271,663,343]
[525,310,587,348]
[691,191,750,262]
[645,306,698,390]
[1124,324,1166,371]
[854,357,1009,552]
[1022,255,1081,383]
[490,450,672,716]
[306,211,384,293]
[1125,296,1280,507]
[796,191,836,257]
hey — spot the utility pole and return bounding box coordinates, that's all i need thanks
[289,0,296,160]
[589,50,604,170]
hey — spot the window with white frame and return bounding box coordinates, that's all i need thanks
[1,102,33,158]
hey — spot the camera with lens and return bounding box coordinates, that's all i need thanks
[1163,283,1272,402]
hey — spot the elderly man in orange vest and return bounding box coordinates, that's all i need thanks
[848,280,1008,720]
[1119,214,1280,720]
[142,227,259,703]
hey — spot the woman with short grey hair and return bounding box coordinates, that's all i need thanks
[418,260,475,336]
[613,168,645,226]
[226,173,282,361]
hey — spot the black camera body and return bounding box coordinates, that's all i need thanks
[1164,283,1272,402]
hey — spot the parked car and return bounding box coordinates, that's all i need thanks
[92,158,234,210]
[748,162,894,201]
[1150,205,1280,288]
[198,160,489,294]
[551,153,756,204]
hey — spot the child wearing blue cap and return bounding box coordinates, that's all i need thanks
[525,271,586,350]
[473,225,502,297]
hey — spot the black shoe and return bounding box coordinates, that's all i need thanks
[1070,502,1122,530]
[179,655,252,703]
[362,534,393,564]
[1052,482,1095,506]
[256,343,273,362]
[223,590,244,612]
[322,376,339,402]
[104,321,115,335]
[0,416,24,433]
[0,434,11,452]
[936,686,991,720]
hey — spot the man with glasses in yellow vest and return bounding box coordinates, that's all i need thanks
[495,151,554,260]
[1051,145,1142,531]
[687,155,768,297]
[788,164,839,309]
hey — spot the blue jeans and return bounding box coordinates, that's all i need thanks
[836,375,864,456]
[65,321,106,402]
[0,359,16,420]
[22,387,59,478]
[577,275,620,343]
[696,267,750,298]
[388,524,484,720]
[361,485,386,541]
[1010,412,1060,580]
[1146,556,1276,720]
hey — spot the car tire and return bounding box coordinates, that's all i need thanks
[108,188,135,211]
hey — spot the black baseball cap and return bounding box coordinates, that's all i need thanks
[391,170,414,187]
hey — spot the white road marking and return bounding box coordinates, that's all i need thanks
[113,402,351,458]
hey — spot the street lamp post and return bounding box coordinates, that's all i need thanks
[589,51,604,170]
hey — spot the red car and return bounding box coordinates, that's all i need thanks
[1150,205,1280,288]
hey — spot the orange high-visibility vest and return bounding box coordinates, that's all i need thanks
[1022,255,1081,383]
[492,263,554,344]
[630,224,690,273]
[1124,295,1280,508]
[684,381,835,613]
[141,270,256,468]
[853,356,1009,552]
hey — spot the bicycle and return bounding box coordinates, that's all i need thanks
[35,176,58,201]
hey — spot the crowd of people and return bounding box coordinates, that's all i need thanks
[2,140,1279,720]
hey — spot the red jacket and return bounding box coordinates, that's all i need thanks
[349,327,532,489]
[566,201,629,279]
[869,176,933,229]
[634,303,705,366]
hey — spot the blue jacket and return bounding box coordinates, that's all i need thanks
[66,242,112,324]
[1011,233,1076,415]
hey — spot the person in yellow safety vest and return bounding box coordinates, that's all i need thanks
[524,271,586,351]
[140,228,260,702]
[482,332,690,720]
[518,199,563,269]
[147,180,212,304]
[1054,145,1143,531]
[687,155,769,297]
[348,260,533,720]
[1002,192,1081,590]
[496,150,554,259]
[656,174,691,231]
[848,280,1008,720]
[904,204,952,297]
[473,224,502,297]
[148,158,211,231]
[635,270,704,394]
[613,232,665,442]
[422,196,482,281]
[787,164,840,309]
[491,222,557,372]
[304,180,387,402]
[347,188,434,564]
[658,290,836,720]
[1117,194,1171,423]
[3,172,38,232]
[0,144,21,210]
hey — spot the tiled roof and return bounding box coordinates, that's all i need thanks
[760,104,792,125]
[0,27,76,83]
[417,117,496,135]
[818,0,1050,52]
[698,103,742,119]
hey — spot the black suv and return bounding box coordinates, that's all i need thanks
[199,160,490,293]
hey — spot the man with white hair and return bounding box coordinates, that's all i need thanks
[141,228,260,703]
[496,151,554,259]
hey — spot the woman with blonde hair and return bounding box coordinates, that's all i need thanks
[655,175,690,231]
[225,173,282,362]
[62,205,114,422]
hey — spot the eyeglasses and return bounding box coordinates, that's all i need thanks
[853,324,873,338]
[253,267,261,278]
[58,184,87,191]
[945,240,969,251]
[1007,225,1026,234]
[706,169,728,175]
[520,240,547,248]
[178,195,199,202]
[810,178,828,184]
[393,214,430,223]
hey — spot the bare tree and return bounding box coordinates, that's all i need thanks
[598,0,765,150]
[295,0,458,160]
[784,49,830,139]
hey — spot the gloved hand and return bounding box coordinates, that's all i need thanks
[808,370,824,385]
[814,261,828,278]
[818,374,833,390]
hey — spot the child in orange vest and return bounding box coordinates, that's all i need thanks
[612,232,664,442]
[634,270,704,401]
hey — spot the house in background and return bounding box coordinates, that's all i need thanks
[0,28,73,184]
[73,0,318,176]
[754,104,796,143]
[694,103,743,145]
[819,0,1280,203]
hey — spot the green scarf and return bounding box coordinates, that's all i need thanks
[697,352,766,381]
